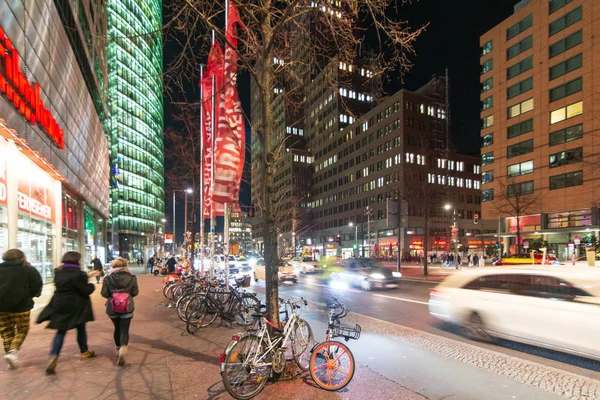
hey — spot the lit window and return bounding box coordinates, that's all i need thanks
[419,104,425,114]
[550,101,582,124]
[508,98,533,119]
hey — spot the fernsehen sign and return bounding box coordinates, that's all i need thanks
[0,26,65,149]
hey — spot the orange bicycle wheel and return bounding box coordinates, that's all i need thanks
[309,340,355,391]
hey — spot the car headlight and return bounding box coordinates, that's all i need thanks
[392,272,402,278]
[370,273,385,280]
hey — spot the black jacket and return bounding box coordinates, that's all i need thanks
[166,257,176,273]
[37,265,95,330]
[0,260,43,313]
[101,268,139,317]
[92,258,103,271]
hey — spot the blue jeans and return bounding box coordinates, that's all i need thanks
[50,323,88,356]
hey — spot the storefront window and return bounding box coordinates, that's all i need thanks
[547,210,591,228]
[17,213,55,283]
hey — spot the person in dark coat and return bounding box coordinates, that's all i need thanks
[166,256,176,274]
[147,255,155,274]
[37,252,99,375]
[101,257,139,366]
[92,256,103,284]
[473,254,480,267]
[0,249,43,370]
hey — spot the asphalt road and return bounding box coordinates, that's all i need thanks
[248,274,600,383]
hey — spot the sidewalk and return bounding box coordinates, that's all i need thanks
[0,274,426,400]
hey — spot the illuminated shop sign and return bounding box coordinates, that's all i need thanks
[0,27,65,149]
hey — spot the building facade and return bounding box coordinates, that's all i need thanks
[308,79,495,259]
[479,0,600,260]
[107,0,164,260]
[230,211,252,254]
[0,0,111,281]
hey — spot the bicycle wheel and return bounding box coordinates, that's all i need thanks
[186,298,218,333]
[179,294,200,322]
[291,318,314,371]
[162,283,174,300]
[232,294,261,327]
[222,335,272,400]
[309,341,355,391]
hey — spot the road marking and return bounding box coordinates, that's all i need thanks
[302,281,363,293]
[372,294,428,305]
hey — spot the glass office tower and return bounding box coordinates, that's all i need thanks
[107,0,164,259]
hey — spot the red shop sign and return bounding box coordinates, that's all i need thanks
[0,27,65,149]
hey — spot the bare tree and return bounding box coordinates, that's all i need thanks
[165,0,425,325]
[493,177,538,255]
[164,103,202,269]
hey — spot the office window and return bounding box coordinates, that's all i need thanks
[550,101,582,124]
[549,30,582,58]
[549,77,582,102]
[482,114,494,129]
[549,0,574,14]
[507,181,534,197]
[482,96,493,111]
[481,40,493,56]
[482,58,493,74]
[550,170,583,190]
[549,6,582,36]
[508,98,534,119]
[549,147,582,168]
[482,152,494,166]
[507,118,533,139]
[507,56,533,80]
[549,54,582,81]
[507,160,534,177]
[482,189,494,202]
[481,77,493,93]
[482,134,493,148]
[507,14,533,40]
[549,123,583,146]
[482,170,494,184]
[507,35,533,60]
[507,77,533,100]
[507,139,533,159]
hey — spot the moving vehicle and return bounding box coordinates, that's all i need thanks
[492,253,558,266]
[329,258,401,290]
[428,267,600,360]
[290,256,319,274]
[253,258,298,283]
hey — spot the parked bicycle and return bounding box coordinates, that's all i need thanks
[220,298,313,399]
[309,296,361,391]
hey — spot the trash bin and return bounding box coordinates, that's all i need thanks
[586,247,596,267]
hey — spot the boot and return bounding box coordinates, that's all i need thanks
[80,350,96,360]
[4,350,21,370]
[117,345,127,366]
[45,355,58,375]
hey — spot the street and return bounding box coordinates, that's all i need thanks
[248,273,600,399]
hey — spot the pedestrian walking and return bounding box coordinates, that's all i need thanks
[101,257,138,366]
[166,256,176,274]
[147,255,155,274]
[0,249,43,370]
[473,254,479,268]
[92,255,103,284]
[37,252,99,375]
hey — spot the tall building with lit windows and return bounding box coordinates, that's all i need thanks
[479,0,600,261]
[107,0,164,259]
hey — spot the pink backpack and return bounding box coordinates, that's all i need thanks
[111,292,130,314]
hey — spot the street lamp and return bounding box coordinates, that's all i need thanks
[172,188,194,256]
[349,222,358,258]
[445,204,459,270]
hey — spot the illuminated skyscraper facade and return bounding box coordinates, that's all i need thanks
[107,0,164,259]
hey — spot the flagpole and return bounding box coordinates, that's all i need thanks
[199,64,205,276]
[210,29,216,281]
[223,0,230,291]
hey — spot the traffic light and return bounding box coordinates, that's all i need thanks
[474,213,479,224]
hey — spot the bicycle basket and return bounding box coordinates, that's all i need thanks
[332,324,361,341]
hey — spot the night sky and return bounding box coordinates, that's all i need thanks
[162,0,520,242]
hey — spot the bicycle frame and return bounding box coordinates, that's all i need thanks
[248,311,299,368]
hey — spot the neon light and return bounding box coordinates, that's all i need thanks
[0,26,64,149]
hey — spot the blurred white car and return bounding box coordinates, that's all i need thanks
[290,256,319,274]
[429,267,600,360]
[253,258,297,283]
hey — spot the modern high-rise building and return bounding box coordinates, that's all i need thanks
[0,0,111,281]
[107,0,164,260]
[479,0,600,260]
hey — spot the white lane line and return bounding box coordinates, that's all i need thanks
[372,293,429,305]
[302,281,363,293]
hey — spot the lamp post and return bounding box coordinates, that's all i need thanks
[445,204,459,270]
[292,232,296,257]
[349,222,358,258]
[364,206,374,258]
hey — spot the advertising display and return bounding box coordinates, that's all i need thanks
[16,157,56,223]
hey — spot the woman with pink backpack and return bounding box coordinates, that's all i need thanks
[101,257,138,366]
